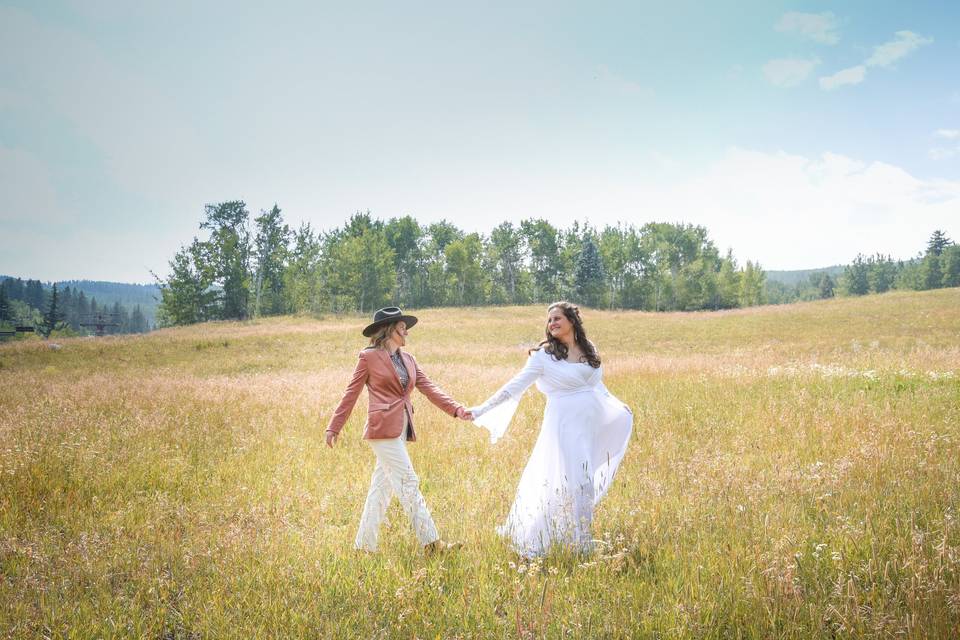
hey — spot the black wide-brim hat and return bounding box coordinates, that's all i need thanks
[362,307,419,337]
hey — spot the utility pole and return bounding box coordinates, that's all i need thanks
[80,312,120,337]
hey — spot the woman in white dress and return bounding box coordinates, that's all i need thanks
[469,301,633,558]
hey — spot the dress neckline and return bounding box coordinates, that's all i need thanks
[542,348,588,365]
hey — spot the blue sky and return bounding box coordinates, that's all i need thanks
[2,1,958,282]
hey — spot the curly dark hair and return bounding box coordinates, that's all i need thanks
[530,301,601,368]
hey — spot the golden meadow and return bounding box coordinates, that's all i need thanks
[1,289,958,639]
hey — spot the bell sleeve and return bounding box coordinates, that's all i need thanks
[469,350,544,443]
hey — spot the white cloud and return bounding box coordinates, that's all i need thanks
[5,145,958,279]
[929,147,958,160]
[818,30,932,91]
[866,31,933,68]
[407,148,960,271]
[763,57,820,87]
[819,65,866,90]
[652,148,960,268]
[775,12,840,45]
[935,129,960,139]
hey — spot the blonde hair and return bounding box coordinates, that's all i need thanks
[368,321,401,350]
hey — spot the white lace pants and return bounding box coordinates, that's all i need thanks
[354,413,439,551]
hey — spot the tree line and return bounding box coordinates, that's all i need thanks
[842,230,960,294]
[156,201,768,325]
[154,202,960,327]
[0,277,151,337]
[764,230,959,303]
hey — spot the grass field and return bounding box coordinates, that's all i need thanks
[1,289,959,638]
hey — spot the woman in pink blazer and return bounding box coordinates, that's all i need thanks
[325,307,471,555]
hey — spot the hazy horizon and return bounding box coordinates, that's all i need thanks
[0,262,850,288]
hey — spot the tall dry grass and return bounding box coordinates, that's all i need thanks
[1,289,958,638]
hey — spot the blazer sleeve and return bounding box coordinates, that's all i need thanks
[325,352,370,435]
[413,357,462,417]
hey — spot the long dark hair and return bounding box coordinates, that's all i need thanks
[531,301,601,368]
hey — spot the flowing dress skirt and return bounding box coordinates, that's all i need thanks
[498,388,632,557]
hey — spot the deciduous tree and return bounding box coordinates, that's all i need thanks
[253,204,291,317]
[199,200,252,320]
[156,240,217,326]
[942,245,960,288]
[842,254,870,295]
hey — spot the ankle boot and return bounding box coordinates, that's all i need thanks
[424,539,463,556]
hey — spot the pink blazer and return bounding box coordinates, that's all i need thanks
[325,347,462,441]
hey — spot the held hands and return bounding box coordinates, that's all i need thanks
[455,406,474,421]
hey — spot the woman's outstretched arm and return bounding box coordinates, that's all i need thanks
[470,350,544,417]
[468,350,545,442]
[412,358,466,418]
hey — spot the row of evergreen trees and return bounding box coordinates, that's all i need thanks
[842,230,960,295]
[764,230,958,304]
[0,278,47,312]
[0,278,151,337]
[157,201,767,325]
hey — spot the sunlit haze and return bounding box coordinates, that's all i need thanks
[2,1,958,282]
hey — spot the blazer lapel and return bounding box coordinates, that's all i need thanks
[378,349,404,392]
[401,352,416,391]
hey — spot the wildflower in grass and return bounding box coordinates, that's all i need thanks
[4,291,960,636]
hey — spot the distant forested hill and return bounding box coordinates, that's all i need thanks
[0,276,160,330]
[765,266,845,286]
[55,280,159,302]
[56,280,161,323]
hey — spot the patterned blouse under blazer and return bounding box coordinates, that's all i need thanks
[325,347,463,441]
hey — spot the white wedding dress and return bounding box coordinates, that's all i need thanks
[469,348,633,558]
